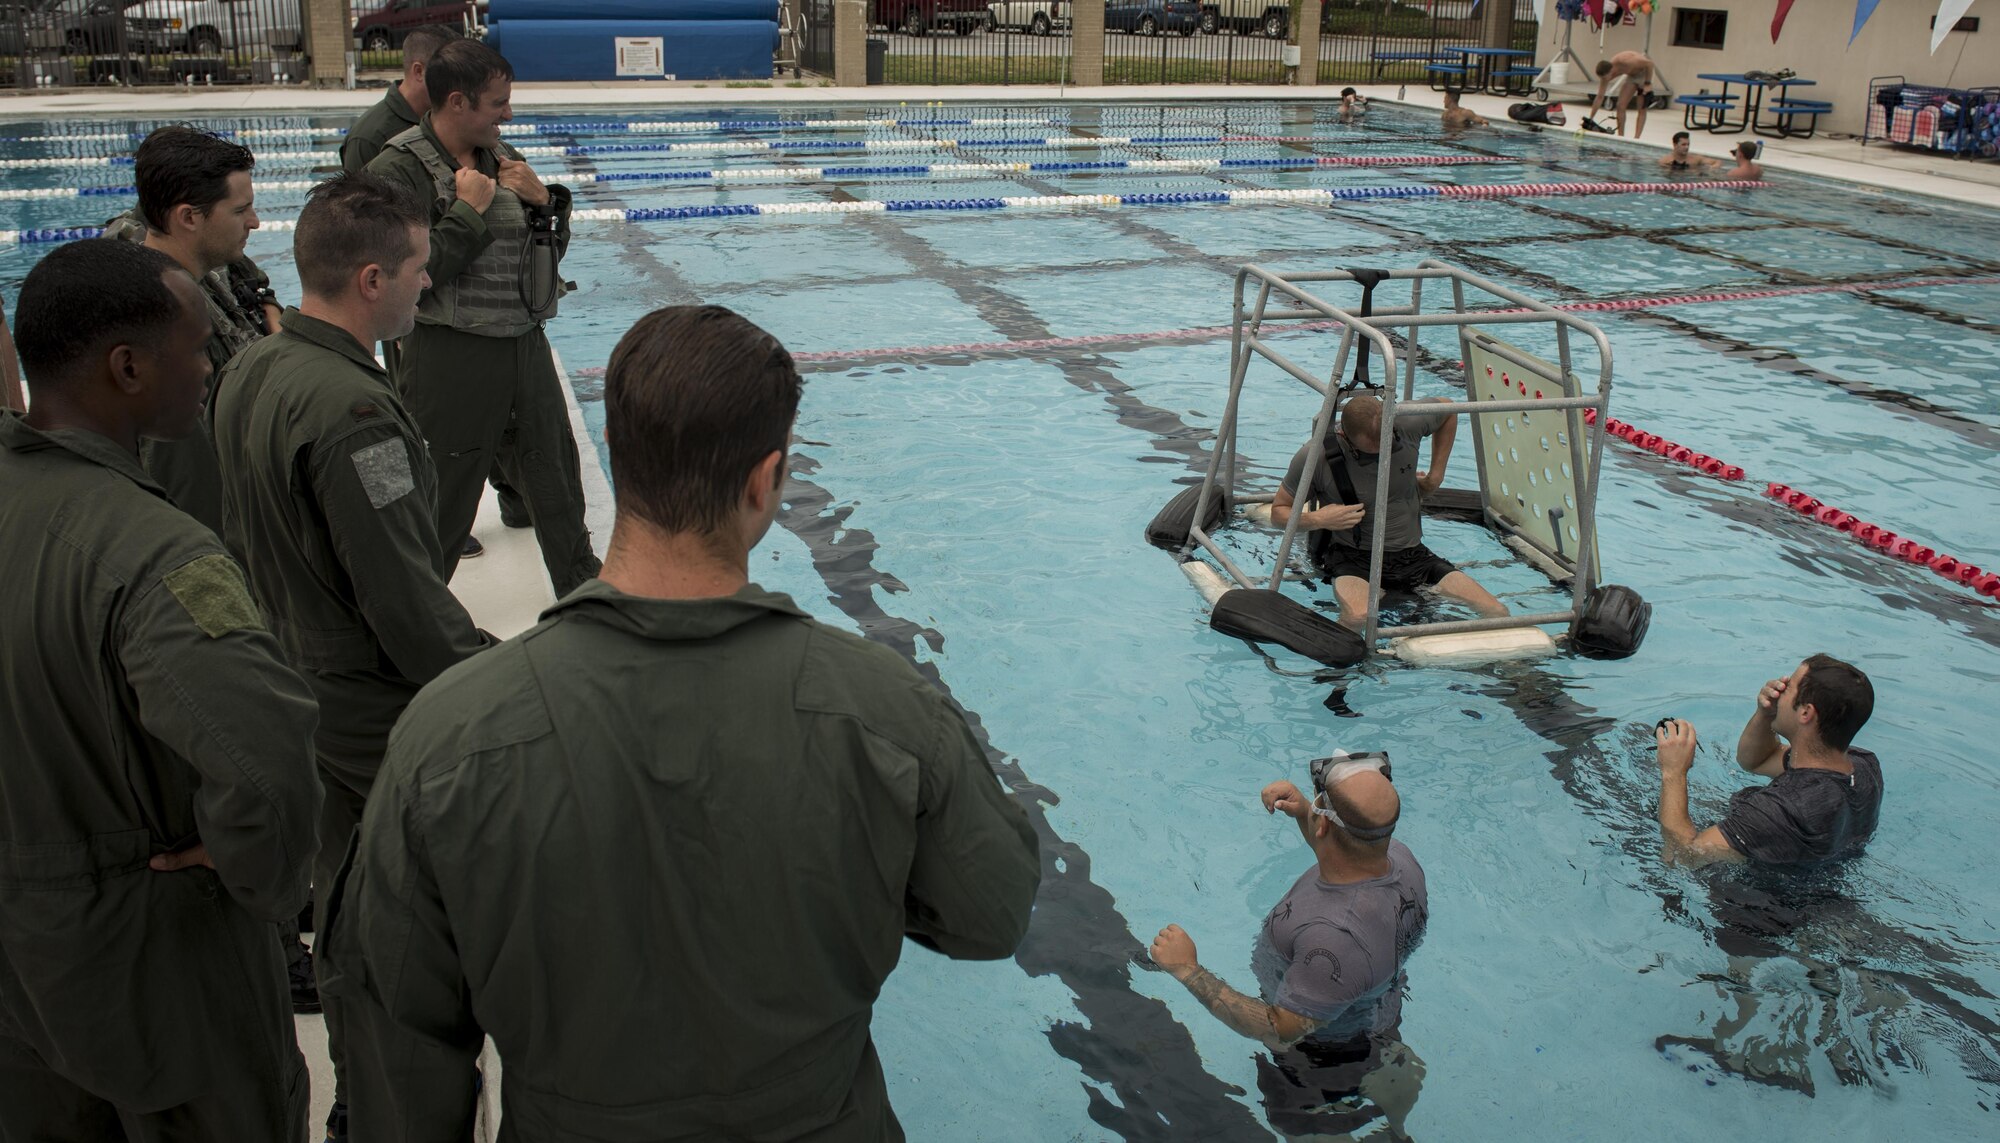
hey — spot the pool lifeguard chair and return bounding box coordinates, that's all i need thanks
[1146,259,1651,668]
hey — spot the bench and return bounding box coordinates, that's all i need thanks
[1760,99,1833,139]
[1426,62,1470,91]
[1491,65,1540,94]
[1676,93,1741,132]
[1370,48,1470,79]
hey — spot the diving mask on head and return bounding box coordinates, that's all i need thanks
[1308,750,1397,841]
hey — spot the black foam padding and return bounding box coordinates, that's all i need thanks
[1146,485,1228,551]
[1210,588,1369,667]
[1571,583,1652,659]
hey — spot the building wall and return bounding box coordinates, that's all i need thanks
[1536,0,1997,137]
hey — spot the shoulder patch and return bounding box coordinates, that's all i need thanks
[351,437,416,509]
[163,554,266,638]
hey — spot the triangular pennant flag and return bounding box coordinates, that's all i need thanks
[1584,0,1605,27]
[1772,0,1797,42]
[1933,0,1977,51]
[1850,0,1882,44]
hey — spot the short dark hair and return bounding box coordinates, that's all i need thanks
[401,24,461,70]
[292,172,429,298]
[1340,394,1383,442]
[1340,87,1357,98]
[134,126,255,233]
[1595,60,1612,78]
[1672,131,1690,144]
[1736,140,1761,160]
[14,239,187,388]
[426,39,513,109]
[1793,654,1872,750]
[604,306,802,536]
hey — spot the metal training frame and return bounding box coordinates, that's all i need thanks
[1179,260,1615,653]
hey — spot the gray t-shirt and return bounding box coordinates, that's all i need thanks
[1251,840,1429,1044]
[1280,401,1449,554]
[1720,748,1882,867]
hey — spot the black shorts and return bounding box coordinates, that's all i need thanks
[1317,543,1458,591]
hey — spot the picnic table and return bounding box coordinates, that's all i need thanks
[1425,46,1536,95]
[1686,73,1819,135]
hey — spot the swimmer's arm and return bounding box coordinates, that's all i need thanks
[1176,965,1325,1051]
[1587,76,1611,118]
[1657,775,1746,869]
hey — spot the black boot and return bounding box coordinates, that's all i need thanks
[325,1101,348,1143]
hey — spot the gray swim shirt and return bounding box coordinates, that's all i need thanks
[1251,840,1429,1044]
[1279,400,1449,553]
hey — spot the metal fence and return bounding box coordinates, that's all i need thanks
[5,0,311,88]
[1105,4,1285,86]
[797,0,836,77]
[1317,0,1539,88]
[873,0,1075,85]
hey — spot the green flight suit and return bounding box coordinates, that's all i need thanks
[340,83,419,174]
[210,309,490,1108]
[102,209,270,537]
[366,118,601,596]
[324,582,1041,1140]
[0,412,321,1138]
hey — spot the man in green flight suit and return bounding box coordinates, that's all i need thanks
[0,239,322,1139]
[211,172,493,1143]
[101,126,277,538]
[326,306,1042,1139]
[341,22,528,556]
[367,39,601,596]
[339,24,460,174]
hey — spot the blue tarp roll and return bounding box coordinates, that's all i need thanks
[486,20,778,82]
[488,0,777,20]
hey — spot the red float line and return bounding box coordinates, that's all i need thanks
[777,274,2000,365]
[1438,178,1767,198]
[1314,155,1511,167]
[1580,408,1998,602]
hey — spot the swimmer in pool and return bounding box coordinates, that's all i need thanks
[1339,88,1368,123]
[1659,131,1721,173]
[1723,140,1765,180]
[1441,90,1488,131]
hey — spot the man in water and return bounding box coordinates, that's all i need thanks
[1441,89,1488,130]
[1723,140,1765,180]
[1270,393,1507,629]
[1339,87,1368,122]
[1656,654,1881,868]
[1588,50,1656,137]
[1151,754,1428,1138]
[326,305,1040,1138]
[1659,131,1721,173]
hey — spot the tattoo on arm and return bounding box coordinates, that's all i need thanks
[1181,968,1320,1050]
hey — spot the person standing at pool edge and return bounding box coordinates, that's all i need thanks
[326,305,1040,1139]
[1588,50,1656,137]
[367,39,601,596]
[1656,655,1881,868]
[0,239,321,1139]
[1151,754,1428,1138]
[339,24,461,173]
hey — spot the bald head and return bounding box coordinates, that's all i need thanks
[1322,771,1400,848]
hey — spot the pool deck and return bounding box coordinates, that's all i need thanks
[10,79,1993,1132]
[4,80,1998,208]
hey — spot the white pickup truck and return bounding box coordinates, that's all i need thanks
[1198,0,1290,37]
[986,0,1069,34]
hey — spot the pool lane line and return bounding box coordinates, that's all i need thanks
[0,156,1523,204]
[550,146,1268,1139]
[758,274,2000,366]
[0,117,1077,148]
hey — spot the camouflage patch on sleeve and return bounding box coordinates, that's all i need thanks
[162,554,266,639]
[351,437,416,510]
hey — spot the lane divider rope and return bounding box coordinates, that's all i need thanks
[0,154,1515,202]
[1578,407,1997,601]
[0,117,1070,147]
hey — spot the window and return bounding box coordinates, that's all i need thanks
[1671,8,1728,50]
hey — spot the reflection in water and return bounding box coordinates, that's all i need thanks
[1257,1038,1426,1142]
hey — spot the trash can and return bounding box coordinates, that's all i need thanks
[867,37,887,85]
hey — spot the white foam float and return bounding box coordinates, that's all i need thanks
[1389,627,1557,667]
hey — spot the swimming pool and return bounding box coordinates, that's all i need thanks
[4,100,1998,1139]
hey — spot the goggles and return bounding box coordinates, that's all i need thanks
[1308,751,1397,842]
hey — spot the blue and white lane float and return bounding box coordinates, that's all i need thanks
[0,117,1070,146]
[0,155,1516,202]
[0,132,1443,170]
[0,180,1771,244]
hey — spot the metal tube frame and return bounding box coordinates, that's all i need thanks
[1183,260,1617,655]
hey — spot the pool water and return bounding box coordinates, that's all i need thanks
[4,101,1998,1140]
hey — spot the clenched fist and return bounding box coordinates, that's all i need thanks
[454,167,497,214]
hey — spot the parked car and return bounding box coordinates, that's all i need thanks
[986,0,1067,35]
[125,1,302,54]
[873,0,988,36]
[53,0,180,53]
[1104,0,1198,35]
[0,2,63,55]
[1197,0,1289,37]
[353,0,476,52]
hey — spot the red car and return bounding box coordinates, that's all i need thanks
[353,0,478,52]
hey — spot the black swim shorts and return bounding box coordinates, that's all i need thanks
[1317,543,1458,591]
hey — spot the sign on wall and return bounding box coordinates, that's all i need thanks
[615,37,668,79]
